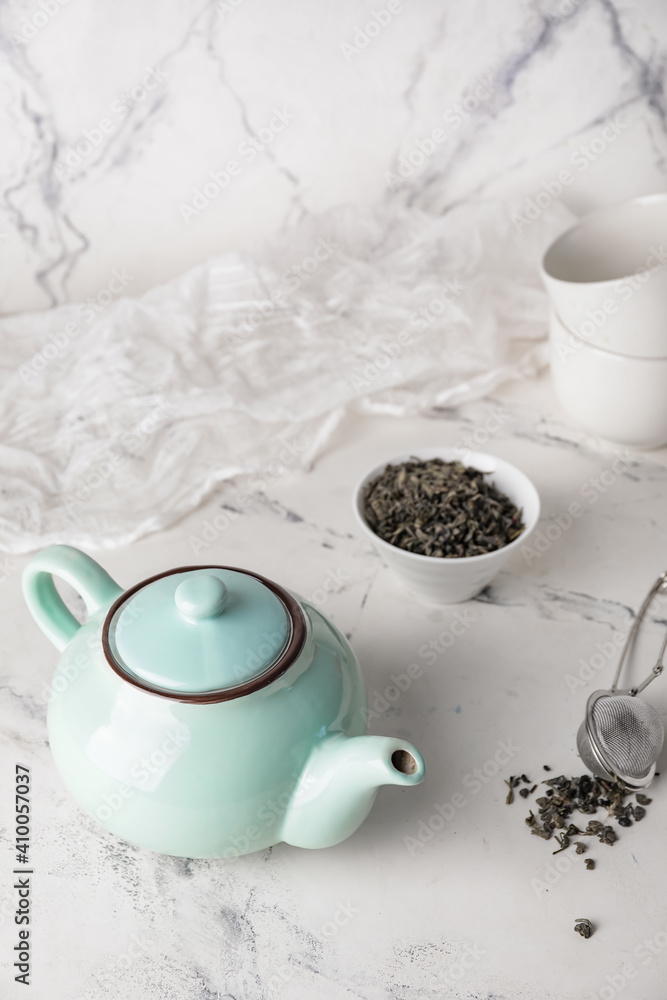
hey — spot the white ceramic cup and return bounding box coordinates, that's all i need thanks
[541,193,667,359]
[353,448,540,605]
[550,308,667,449]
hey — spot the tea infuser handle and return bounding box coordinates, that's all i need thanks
[631,662,665,697]
[22,545,123,652]
[612,571,667,695]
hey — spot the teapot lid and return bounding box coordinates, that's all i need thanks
[102,566,306,702]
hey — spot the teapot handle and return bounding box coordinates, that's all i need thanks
[22,545,123,652]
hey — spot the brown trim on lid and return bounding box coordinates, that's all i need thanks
[101,565,307,704]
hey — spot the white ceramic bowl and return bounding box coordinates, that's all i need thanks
[550,308,667,449]
[353,448,540,605]
[541,193,667,359]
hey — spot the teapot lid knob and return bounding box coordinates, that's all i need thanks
[175,574,228,622]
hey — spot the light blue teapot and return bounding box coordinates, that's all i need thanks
[23,545,424,858]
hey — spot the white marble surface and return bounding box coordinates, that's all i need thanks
[0,0,665,313]
[3,373,667,998]
[2,0,667,995]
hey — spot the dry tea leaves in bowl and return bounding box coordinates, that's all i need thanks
[362,458,525,558]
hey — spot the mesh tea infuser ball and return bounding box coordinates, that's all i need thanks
[577,573,667,790]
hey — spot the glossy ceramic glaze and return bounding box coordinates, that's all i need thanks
[23,545,424,858]
[353,449,540,604]
[550,308,667,449]
[541,193,667,359]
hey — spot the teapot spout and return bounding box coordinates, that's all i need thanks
[281,735,425,850]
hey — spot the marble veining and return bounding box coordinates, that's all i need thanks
[0,0,664,313]
[3,382,667,997]
[1,0,667,995]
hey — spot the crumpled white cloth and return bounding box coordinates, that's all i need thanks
[0,199,573,552]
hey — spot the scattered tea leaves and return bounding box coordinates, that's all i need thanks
[505,774,533,804]
[362,458,525,558]
[507,772,654,877]
[523,773,647,845]
[552,833,570,854]
[599,825,618,845]
[574,918,594,939]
